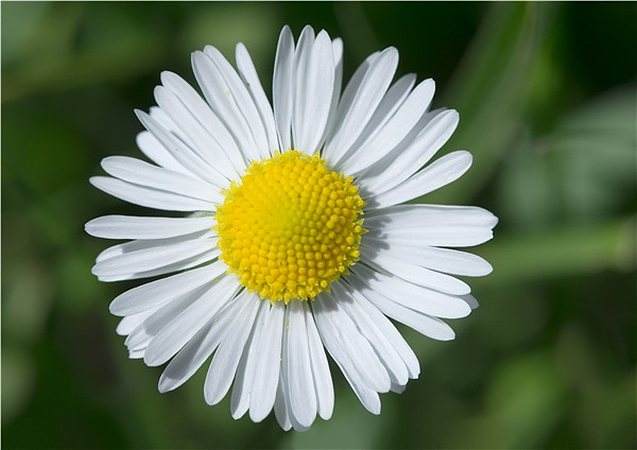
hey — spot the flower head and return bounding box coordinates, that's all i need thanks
[86,25,497,431]
[216,150,365,302]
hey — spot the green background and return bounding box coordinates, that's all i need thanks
[2,2,636,449]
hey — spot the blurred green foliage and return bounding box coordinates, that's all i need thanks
[2,2,636,449]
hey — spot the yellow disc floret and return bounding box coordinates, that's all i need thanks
[216,150,365,303]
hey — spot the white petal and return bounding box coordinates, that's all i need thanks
[85,215,214,240]
[235,43,279,154]
[462,294,480,310]
[128,349,146,359]
[96,232,209,263]
[324,47,399,167]
[116,310,155,337]
[350,263,471,319]
[369,150,473,209]
[273,25,295,151]
[322,294,391,393]
[363,240,493,277]
[92,234,216,278]
[192,50,259,162]
[249,303,285,422]
[149,106,180,133]
[125,287,201,351]
[157,294,248,393]
[333,282,409,386]
[278,319,313,433]
[204,292,261,405]
[346,276,455,341]
[341,78,435,175]
[94,231,220,281]
[158,320,216,392]
[305,305,334,420]
[145,105,197,161]
[274,380,292,431]
[98,248,219,283]
[345,284,420,378]
[90,176,216,212]
[359,109,459,194]
[283,302,318,427]
[101,156,221,203]
[345,73,416,158]
[321,50,378,160]
[109,261,226,316]
[135,131,189,175]
[160,71,247,175]
[144,275,240,367]
[312,295,382,414]
[230,302,270,420]
[153,86,237,181]
[360,247,471,296]
[135,110,221,184]
[293,29,334,153]
[203,46,270,160]
[366,226,494,248]
[290,26,314,151]
[366,204,498,228]
[320,37,344,147]
[365,204,497,248]
[128,331,149,354]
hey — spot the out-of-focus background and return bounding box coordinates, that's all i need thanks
[2,2,636,449]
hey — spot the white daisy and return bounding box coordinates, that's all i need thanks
[86,25,497,431]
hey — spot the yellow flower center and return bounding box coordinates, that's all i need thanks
[216,150,365,303]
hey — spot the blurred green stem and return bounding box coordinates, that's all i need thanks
[429,3,554,204]
[475,217,636,287]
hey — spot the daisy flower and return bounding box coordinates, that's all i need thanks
[86,25,497,431]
